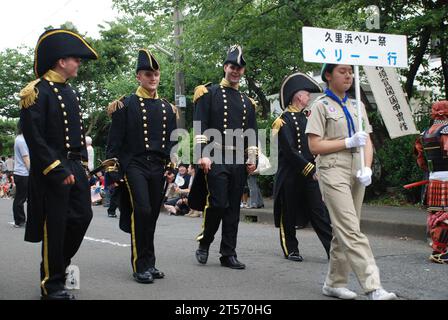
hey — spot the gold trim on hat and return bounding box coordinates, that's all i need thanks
[279,72,322,110]
[34,29,99,78]
[139,48,160,71]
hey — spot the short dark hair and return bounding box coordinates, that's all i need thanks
[178,163,188,169]
[166,168,175,176]
[321,64,354,83]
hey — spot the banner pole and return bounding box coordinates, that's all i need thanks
[354,65,365,173]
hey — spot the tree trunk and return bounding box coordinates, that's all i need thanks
[439,28,448,99]
[405,26,432,99]
[86,112,100,137]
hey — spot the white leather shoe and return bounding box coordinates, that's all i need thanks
[322,283,357,300]
[367,288,397,300]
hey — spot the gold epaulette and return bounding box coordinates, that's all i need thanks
[272,115,286,135]
[193,82,212,103]
[107,95,125,117]
[19,79,41,109]
[249,97,258,108]
[162,98,179,120]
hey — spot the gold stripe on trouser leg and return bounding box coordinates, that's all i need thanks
[40,221,49,295]
[124,176,138,273]
[196,175,211,241]
[280,212,289,256]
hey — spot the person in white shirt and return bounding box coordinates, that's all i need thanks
[5,155,14,178]
[13,123,30,228]
[86,136,95,172]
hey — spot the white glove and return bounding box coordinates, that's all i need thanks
[357,167,373,187]
[345,131,368,149]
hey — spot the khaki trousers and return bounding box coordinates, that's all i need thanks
[317,150,381,293]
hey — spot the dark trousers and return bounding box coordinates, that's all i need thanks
[279,176,332,259]
[124,155,165,273]
[13,174,28,225]
[40,159,93,295]
[108,186,121,215]
[197,164,247,257]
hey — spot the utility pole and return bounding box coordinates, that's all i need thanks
[173,1,186,129]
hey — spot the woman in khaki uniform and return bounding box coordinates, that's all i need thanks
[306,64,397,300]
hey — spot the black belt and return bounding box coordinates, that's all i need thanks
[66,151,83,160]
[141,151,165,162]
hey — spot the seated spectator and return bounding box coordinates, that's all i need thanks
[164,164,195,216]
[164,170,179,215]
[184,165,202,218]
[175,164,191,190]
[91,171,105,206]
[0,173,14,199]
[5,155,14,180]
[0,171,6,198]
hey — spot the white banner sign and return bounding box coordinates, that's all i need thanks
[302,27,408,68]
[364,66,418,139]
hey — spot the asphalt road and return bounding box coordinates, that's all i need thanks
[0,198,446,300]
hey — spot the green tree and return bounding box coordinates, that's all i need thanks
[113,0,447,112]
[323,0,447,100]
[0,119,19,155]
[0,48,33,119]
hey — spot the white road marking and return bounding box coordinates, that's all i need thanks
[84,236,130,248]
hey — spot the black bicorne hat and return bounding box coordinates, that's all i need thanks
[34,29,98,78]
[136,49,160,73]
[223,45,246,67]
[280,72,322,110]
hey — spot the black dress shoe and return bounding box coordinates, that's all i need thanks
[287,251,304,262]
[41,290,75,300]
[133,271,154,284]
[220,256,246,270]
[195,247,209,265]
[148,267,165,279]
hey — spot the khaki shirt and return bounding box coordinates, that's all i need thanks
[306,95,372,140]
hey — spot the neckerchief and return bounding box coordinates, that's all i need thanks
[325,88,356,137]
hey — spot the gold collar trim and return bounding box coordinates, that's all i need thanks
[220,78,239,90]
[136,86,159,99]
[43,70,67,84]
[286,105,302,113]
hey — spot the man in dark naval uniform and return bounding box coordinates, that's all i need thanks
[105,49,178,283]
[189,45,258,269]
[19,29,98,300]
[272,72,333,262]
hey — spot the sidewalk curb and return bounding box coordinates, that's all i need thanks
[240,206,428,242]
